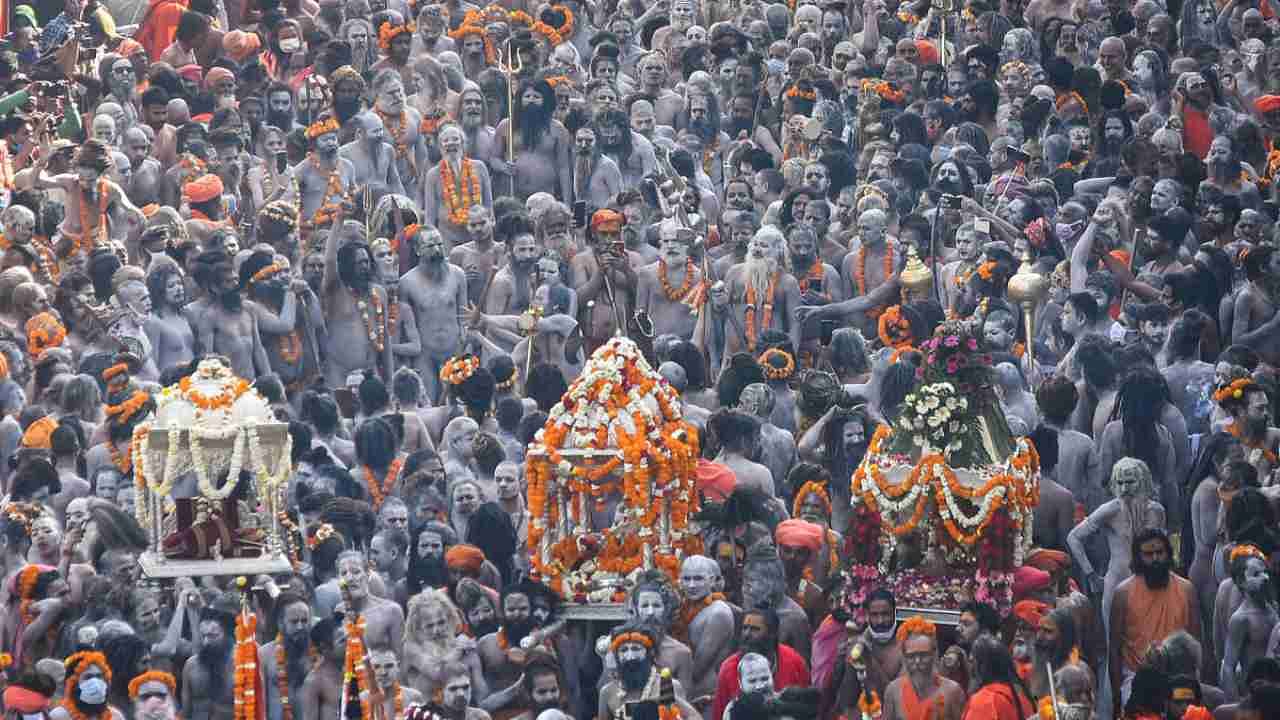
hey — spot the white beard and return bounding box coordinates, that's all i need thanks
[744,256,777,301]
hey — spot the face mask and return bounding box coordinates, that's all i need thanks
[1055,221,1082,242]
[868,624,896,644]
[765,58,785,74]
[279,37,302,53]
[79,678,108,705]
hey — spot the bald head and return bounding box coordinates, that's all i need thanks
[658,361,688,392]
[167,99,190,124]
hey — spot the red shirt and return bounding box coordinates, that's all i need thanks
[1182,106,1213,160]
[711,645,810,720]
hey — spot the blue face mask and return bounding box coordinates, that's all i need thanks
[765,58,785,75]
[78,678,108,705]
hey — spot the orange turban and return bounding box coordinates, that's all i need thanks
[177,64,203,83]
[1256,95,1280,114]
[1024,549,1070,574]
[117,39,145,57]
[26,312,66,358]
[1181,707,1213,720]
[774,519,824,552]
[1012,599,1050,628]
[20,416,57,450]
[695,459,736,502]
[183,174,224,204]
[591,209,624,232]
[445,544,485,572]
[128,671,176,699]
[223,30,262,62]
[1013,565,1052,600]
[204,67,234,90]
[0,353,9,381]
[915,40,938,65]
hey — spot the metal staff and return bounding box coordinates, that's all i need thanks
[499,38,523,196]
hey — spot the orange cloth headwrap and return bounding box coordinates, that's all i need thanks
[25,312,66,358]
[774,518,824,552]
[20,416,57,450]
[1012,599,1050,628]
[445,544,485,572]
[1024,549,1070,574]
[1257,95,1280,114]
[591,209,624,232]
[182,174,224,204]
[915,40,939,65]
[222,30,262,62]
[117,39,145,58]
[128,671,177,699]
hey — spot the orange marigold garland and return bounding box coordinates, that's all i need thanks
[439,355,481,385]
[377,22,416,51]
[527,337,701,598]
[233,587,263,720]
[758,348,795,381]
[439,158,481,226]
[744,273,778,352]
[364,456,405,510]
[62,652,113,720]
[1214,377,1255,404]
[657,258,695,302]
[877,305,914,361]
[860,78,906,104]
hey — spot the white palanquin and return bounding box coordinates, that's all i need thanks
[132,358,294,577]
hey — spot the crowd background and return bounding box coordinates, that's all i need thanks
[2,0,1280,719]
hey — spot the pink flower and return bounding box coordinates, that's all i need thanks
[928,353,938,365]
[946,357,959,374]
[966,338,978,350]
[944,335,960,347]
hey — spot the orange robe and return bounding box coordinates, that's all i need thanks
[134,0,190,61]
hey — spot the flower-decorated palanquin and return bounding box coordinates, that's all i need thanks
[130,357,295,578]
[526,336,701,601]
[847,321,1039,616]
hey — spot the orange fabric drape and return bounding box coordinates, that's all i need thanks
[134,0,190,60]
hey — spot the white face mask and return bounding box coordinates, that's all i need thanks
[78,678,108,705]
[279,37,302,53]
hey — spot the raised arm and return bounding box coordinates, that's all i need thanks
[322,204,345,298]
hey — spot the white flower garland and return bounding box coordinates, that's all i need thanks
[190,425,246,501]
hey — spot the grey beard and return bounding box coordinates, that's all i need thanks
[867,624,896,645]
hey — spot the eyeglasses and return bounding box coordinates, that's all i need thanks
[114,67,135,74]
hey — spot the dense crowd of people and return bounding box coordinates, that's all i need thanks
[3,0,1280,719]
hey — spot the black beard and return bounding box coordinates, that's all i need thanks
[305,273,322,293]
[503,618,535,646]
[1248,416,1268,436]
[1136,560,1172,588]
[791,253,815,271]
[958,104,979,122]
[335,98,362,123]
[934,178,964,195]
[619,657,652,692]
[742,638,773,658]
[729,117,753,137]
[320,145,340,161]
[414,555,449,588]
[219,289,243,313]
[198,641,232,690]
[345,272,372,295]
[73,696,109,717]
[267,110,294,130]
[284,632,311,682]
[470,619,499,637]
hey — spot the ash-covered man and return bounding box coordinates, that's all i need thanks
[675,555,735,709]
[341,111,406,197]
[370,69,427,202]
[362,650,425,720]
[335,550,405,656]
[598,624,703,720]
[399,226,468,403]
[186,245,271,379]
[710,226,801,370]
[182,606,238,720]
[34,139,145,260]
[288,115,356,239]
[424,123,493,250]
[626,570,694,692]
[130,671,179,720]
[122,127,162,207]
[635,221,704,341]
[49,652,125,720]
[491,80,571,202]
[457,83,496,162]
[319,203,394,385]
[260,592,315,720]
[572,209,641,353]
[571,126,621,209]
